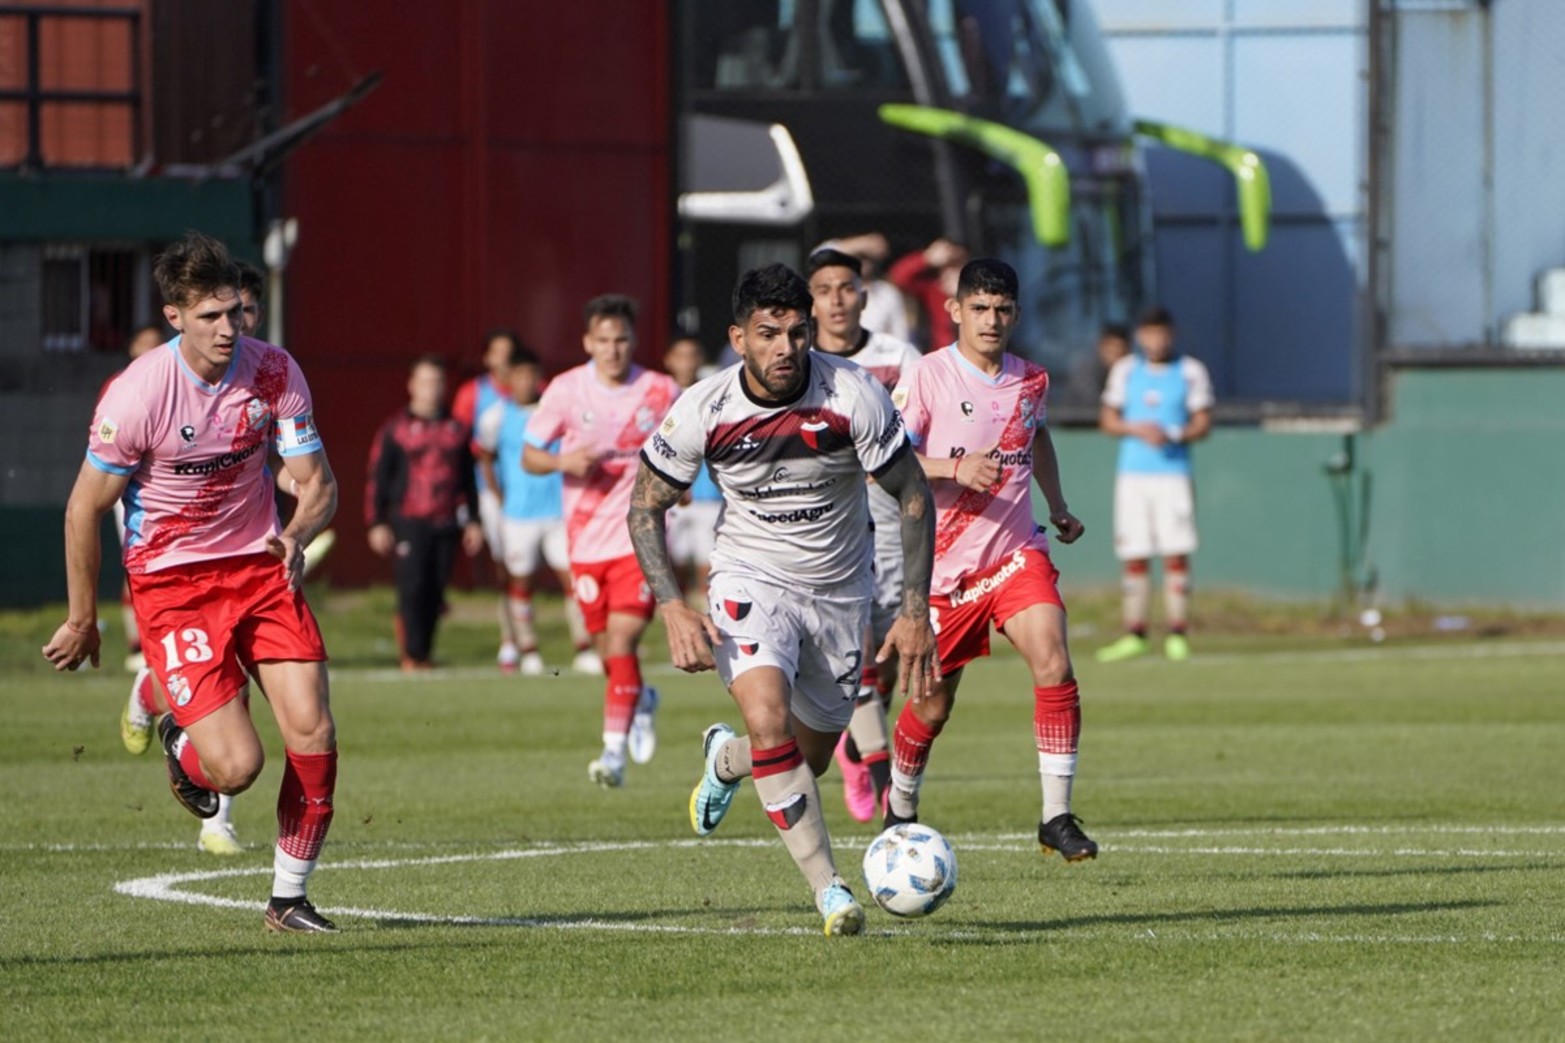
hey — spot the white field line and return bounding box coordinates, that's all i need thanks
[107,834,1565,942]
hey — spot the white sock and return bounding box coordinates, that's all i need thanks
[600,735,627,765]
[272,846,315,900]
[204,793,234,831]
[1039,752,1077,823]
[888,767,923,818]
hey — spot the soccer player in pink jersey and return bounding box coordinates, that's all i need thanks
[889,258,1098,862]
[522,294,680,788]
[627,263,937,935]
[806,246,924,823]
[42,232,343,932]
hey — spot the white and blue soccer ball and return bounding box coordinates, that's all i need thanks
[862,823,958,918]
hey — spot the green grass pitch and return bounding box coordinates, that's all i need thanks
[3,593,1564,1040]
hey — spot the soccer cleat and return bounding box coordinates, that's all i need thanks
[834,735,876,824]
[520,651,546,676]
[497,644,520,675]
[265,898,338,933]
[818,883,866,937]
[882,805,918,829]
[1095,633,1150,663]
[123,651,146,674]
[1164,633,1191,661]
[587,754,625,788]
[628,686,659,764]
[688,723,740,836]
[198,822,243,856]
[121,668,155,755]
[1038,813,1099,862]
[157,715,219,819]
[572,649,604,675]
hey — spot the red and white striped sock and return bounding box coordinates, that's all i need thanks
[889,704,943,818]
[601,655,641,756]
[1034,681,1080,822]
[273,748,337,900]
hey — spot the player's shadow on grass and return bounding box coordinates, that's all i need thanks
[0,937,508,970]
[958,897,1502,941]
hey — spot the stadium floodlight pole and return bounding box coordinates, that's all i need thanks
[263,217,298,347]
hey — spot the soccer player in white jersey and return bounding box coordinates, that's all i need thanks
[627,263,938,936]
[43,232,342,932]
[889,258,1098,862]
[523,295,680,787]
[805,247,923,823]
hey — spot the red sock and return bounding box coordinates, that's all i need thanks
[892,703,943,780]
[751,738,803,778]
[1033,681,1080,754]
[862,749,890,768]
[277,749,337,861]
[135,670,166,716]
[176,735,216,791]
[603,655,641,737]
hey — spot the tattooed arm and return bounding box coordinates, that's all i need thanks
[870,446,941,699]
[628,457,720,671]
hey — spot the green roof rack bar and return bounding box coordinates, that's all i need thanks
[1133,118,1271,252]
[878,103,1071,248]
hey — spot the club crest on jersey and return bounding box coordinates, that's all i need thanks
[738,641,759,655]
[167,672,192,707]
[635,405,656,433]
[581,411,595,426]
[800,420,830,450]
[960,401,975,420]
[97,418,118,444]
[723,599,752,621]
[1019,396,1038,429]
[243,397,272,432]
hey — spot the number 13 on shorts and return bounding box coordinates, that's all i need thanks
[161,627,215,667]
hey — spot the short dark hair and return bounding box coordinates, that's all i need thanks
[955,258,1018,300]
[732,263,811,324]
[1099,322,1130,342]
[1137,305,1175,328]
[485,327,536,366]
[411,352,447,374]
[509,343,540,369]
[236,261,265,302]
[153,231,241,308]
[804,248,863,280]
[583,294,638,331]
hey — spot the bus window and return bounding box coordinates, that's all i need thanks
[691,0,909,94]
[925,0,1095,120]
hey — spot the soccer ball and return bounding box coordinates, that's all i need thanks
[861,823,958,918]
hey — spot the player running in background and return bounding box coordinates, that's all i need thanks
[805,247,923,823]
[661,334,722,609]
[44,231,342,932]
[365,355,485,670]
[453,329,536,669]
[523,295,679,787]
[888,258,1098,862]
[628,263,938,936]
[474,341,593,676]
[1096,306,1214,662]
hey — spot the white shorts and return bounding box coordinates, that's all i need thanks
[1113,473,1199,561]
[668,500,720,567]
[499,518,569,577]
[479,488,504,558]
[708,571,870,734]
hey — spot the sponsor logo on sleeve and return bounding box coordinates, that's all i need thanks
[874,411,904,450]
[97,418,118,444]
[891,386,909,410]
[649,432,677,460]
[278,414,321,453]
[659,413,679,435]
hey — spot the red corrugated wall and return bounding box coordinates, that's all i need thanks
[284,0,671,585]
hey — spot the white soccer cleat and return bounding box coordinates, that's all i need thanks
[572,649,604,675]
[818,882,866,937]
[628,686,659,764]
[198,822,243,856]
[120,668,155,755]
[497,643,520,675]
[588,752,625,788]
[520,651,546,676]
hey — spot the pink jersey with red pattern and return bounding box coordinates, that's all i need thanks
[523,362,679,564]
[894,345,1051,596]
[87,337,322,575]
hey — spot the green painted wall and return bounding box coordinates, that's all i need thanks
[0,175,252,244]
[1045,368,1565,607]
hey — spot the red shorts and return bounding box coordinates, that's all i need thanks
[930,548,1064,673]
[129,552,327,727]
[570,553,654,634]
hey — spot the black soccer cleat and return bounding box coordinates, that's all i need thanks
[882,805,918,829]
[265,898,339,934]
[157,715,219,819]
[1038,813,1099,862]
